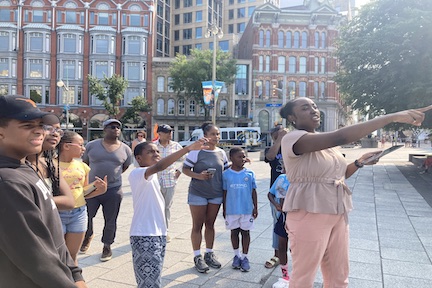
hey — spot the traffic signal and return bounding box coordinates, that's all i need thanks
[272,84,277,97]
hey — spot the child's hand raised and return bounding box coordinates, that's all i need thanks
[187,137,210,151]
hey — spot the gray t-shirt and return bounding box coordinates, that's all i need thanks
[82,139,133,188]
[183,148,229,198]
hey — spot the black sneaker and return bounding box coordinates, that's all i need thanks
[100,245,112,262]
[194,255,210,273]
[79,235,93,254]
[204,252,221,269]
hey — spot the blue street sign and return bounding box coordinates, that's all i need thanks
[64,104,70,110]
[266,103,282,107]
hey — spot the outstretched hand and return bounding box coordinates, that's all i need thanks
[187,137,210,151]
[393,105,432,126]
[358,151,382,166]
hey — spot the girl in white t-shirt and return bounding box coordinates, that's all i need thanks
[128,138,208,288]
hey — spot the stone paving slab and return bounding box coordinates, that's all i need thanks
[79,144,432,287]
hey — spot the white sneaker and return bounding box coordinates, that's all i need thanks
[272,277,289,288]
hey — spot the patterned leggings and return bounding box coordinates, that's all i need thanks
[130,236,166,288]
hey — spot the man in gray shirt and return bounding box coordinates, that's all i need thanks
[80,119,133,262]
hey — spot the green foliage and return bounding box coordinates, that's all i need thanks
[88,74,129,118]
[335,0,432,126]
[120,96,152,127]
[169,48,237,116]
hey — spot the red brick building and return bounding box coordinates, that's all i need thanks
[0,0,154,141]
[237,1,347,132]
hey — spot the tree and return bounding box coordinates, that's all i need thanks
[169,48,237,119]
[335,0,432,124]
[120,96,152,128]
[88,74,129,118]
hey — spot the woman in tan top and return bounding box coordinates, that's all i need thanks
[279,97,431,288]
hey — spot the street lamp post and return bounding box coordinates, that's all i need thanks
[205,22,223,125]
[57,79,71,130]
[253,81,262,126]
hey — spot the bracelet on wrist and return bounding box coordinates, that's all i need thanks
[354,159,364,168]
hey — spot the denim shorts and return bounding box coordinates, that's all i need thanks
[187,193,223,206]
[59,205,88,234]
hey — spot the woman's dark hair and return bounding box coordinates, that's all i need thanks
[201,122,217,136]
[279,100,297,120]
[136,130,146,138]
[42,149,60,196]
[59,130,79,147]
[134,141,151,156]
[229,147,244,158]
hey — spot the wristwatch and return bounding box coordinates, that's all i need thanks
[354,159,364,168]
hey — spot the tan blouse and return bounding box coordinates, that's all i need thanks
[281,130,352,215]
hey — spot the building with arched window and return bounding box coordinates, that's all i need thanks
[238,0,348,133]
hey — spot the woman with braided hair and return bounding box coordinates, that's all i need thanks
[27,122,74,210]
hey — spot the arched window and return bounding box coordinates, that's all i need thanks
[314,56,319,73]
[299,82,306,97]
[167,99,175,115]
[265,30,271,47]
[265,80,270,98]
[293,32,300,48]
[301,32,308,48]
[286,31,292,48]
[321,32,326,48]
[265,55,270,72]
[288,81,296,98]
[157,76,165,92]
[178,99,185,115]
[259,30,264,47]
[289,56,296,73]
[314,32,319,48]
[320,82,326,98]
[299,57,307,73]
[314,81,319,98]
[189,100,196,115]
[258,55,263,72]
[278,31,284,48]
[220,100,227,116]
[157,98,164,115]
[320,57,326,73]
[278,56,285,73]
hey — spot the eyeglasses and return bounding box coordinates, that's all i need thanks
[108,125,121,130]
[43,125,64,137]
[67,143,85,148]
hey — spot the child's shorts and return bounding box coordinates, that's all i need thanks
[59,205,88,234]
[225,214,254,230]
[274,212,288,238]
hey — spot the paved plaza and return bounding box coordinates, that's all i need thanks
[78,143,432,288]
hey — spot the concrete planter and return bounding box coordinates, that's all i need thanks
[361,138,378,148]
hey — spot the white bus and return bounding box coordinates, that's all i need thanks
[179,127,262,150]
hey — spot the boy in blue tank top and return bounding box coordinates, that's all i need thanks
[222,147,257,272]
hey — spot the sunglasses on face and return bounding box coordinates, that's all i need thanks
[108,125,121,130]
[43,125,64,137]
[137,134,144,137]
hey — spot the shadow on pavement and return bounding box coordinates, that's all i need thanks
[397,162,432,208]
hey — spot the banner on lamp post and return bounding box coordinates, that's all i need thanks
[202,81,224,105]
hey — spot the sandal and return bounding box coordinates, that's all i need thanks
[264,256,280,268]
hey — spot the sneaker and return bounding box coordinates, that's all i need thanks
[79,235,93,254]
[240,257,250,272]
[232,255,241,269]
[100,245,112,262]
[204,252,222,269]
[272,277,290,288]
[194,255,210,273]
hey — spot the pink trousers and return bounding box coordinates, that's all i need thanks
[286,210,349,288]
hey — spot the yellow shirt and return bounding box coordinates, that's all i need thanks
[59,159,90,208]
